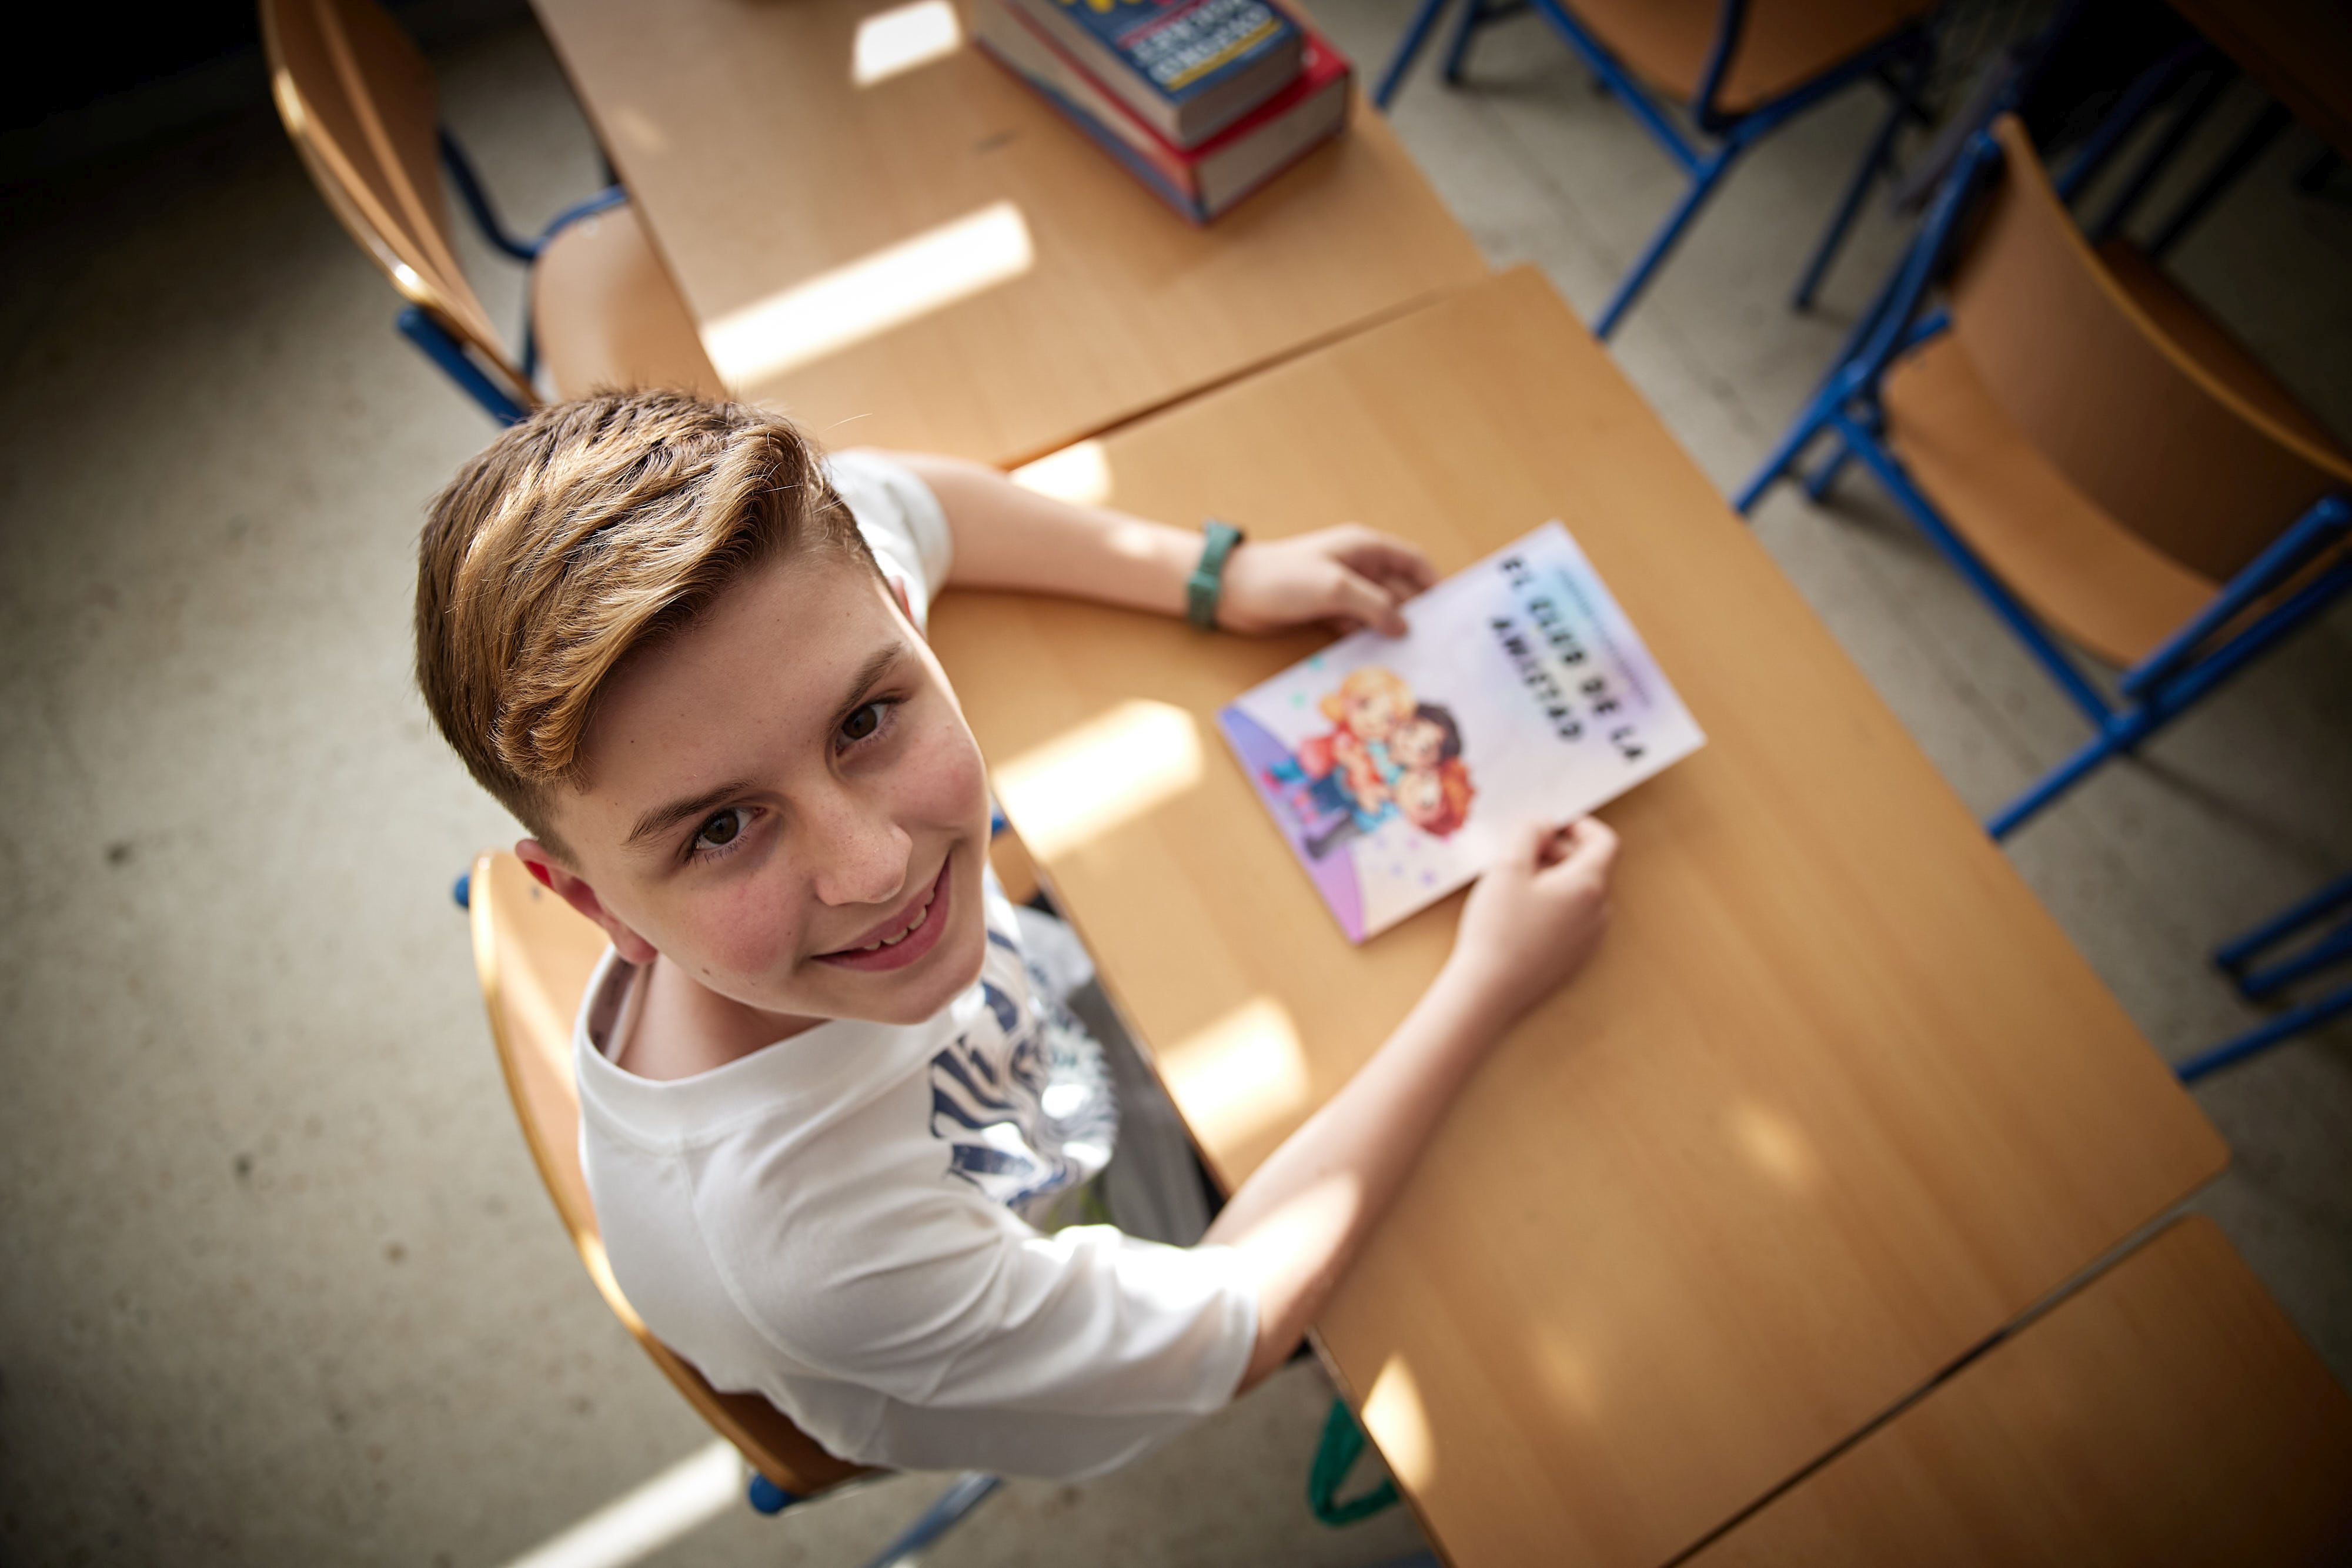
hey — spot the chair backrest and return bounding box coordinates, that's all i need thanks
[1946,115,2352,583]
[467,850,868,1497]
[260,0,531,408]
[1574,0,1933,118]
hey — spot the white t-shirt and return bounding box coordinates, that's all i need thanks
[572,450,1259,1480]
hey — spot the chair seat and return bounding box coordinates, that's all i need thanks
[2097,239,2350,462]
[534,202,726,402]
[1577,0,1931,116]
[1883,331,2219,669]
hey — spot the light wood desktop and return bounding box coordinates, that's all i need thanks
[926,267,2229,1568]
[1686,1216,2352,1567]
[527,0,1487,467]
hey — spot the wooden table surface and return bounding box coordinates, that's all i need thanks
[527,0,1487,467]
[1686,1216,2352,1567]
[927,267,2229,1568]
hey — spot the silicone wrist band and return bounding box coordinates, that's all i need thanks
[1187,519,1245,629]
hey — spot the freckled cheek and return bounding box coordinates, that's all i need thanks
[683,865,808,981]
[897,717,991,832]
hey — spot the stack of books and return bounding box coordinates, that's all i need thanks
[971,0,1352,222]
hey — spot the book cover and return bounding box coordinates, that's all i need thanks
[1218,522,1705,942]
[974,0,1349,220]
[1010,0,1302,145]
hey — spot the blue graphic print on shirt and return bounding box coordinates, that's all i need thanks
[927,924,1116,1219]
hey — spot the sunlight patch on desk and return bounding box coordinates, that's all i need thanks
[1011,440,1115,507]
[991,698,1201,860]
[703,202,1033,385]
[496,1439,741,1568]
[608,105,669,155]
[853,0,963,85]
[1534,1330,1604,1420]
[1363,1355,1436,1492]
[1160,997,1315,1156]
[1727,1102,1820,1194]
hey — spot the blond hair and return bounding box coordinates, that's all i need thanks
[415,391,876,851]
[1318,666,1412,727]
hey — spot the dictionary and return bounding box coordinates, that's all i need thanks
[1218,521,1705,942]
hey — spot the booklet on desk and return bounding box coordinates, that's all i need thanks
[1005,0,1302,146]
[974,0,1348,222]
[1219,523,1706,942]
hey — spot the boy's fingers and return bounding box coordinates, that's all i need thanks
[1553,817,1620,880]
[1334,569,1408,635]
[1348,533,1440,593]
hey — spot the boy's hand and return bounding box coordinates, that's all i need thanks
[1217,526,1439,637]
[1442,817,1620,1034]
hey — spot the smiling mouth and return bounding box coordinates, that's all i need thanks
[812,860,953,969]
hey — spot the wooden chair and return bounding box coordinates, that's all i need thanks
[1377,0,1941,335]
[1736,113,2352,840]
[261,0,721,422]
[463,850,868,1502]
[464,849,1011,1559]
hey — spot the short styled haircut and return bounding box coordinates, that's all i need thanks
[415,390,877,851]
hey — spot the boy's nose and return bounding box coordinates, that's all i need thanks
[809,801,914,909]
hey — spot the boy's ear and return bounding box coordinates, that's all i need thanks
[516,839,659,965]
[886,573,925,640]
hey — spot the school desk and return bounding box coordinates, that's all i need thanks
[526,0,1487,467]
[924,266,2229,1568]
[1684,1216,2352,1567]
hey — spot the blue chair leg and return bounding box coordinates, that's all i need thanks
[1374,0,1458,111]
[1803,431,1856,500]
[1733,375,1850,514]
[1986,723,2135,838]
[747,1474,797,1515]
[2176,987,2352,1082]
[1792,39,1931,311]
[856,1473,1002,1568]
[1595,149,1739,339]
[397,306,527,424]
[2219,874,2352,985]
[1439,0,1496,85]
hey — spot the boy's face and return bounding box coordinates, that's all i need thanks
[533,551,994,1028]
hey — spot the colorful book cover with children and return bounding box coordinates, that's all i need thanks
[1218,521,1705,941]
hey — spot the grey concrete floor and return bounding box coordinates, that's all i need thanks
[2,5,2348,1565]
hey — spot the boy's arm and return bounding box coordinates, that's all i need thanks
[887,452,1439,636]
[1204,817,1621,1392]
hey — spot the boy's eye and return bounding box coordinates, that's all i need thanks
[693,808,749,853]
[838,700,890,745]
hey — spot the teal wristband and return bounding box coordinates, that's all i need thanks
[1187,520,1245,630]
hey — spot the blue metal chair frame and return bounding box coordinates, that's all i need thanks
[1732,125,2352,840]
[400,131,630,426]
[2176,874,2352,1082]
[1376,0,1939,336]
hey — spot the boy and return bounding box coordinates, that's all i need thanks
[416,391,1617,1480]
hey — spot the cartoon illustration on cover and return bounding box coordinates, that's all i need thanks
[1259,669,1475,861]
[1218,521,1706,942]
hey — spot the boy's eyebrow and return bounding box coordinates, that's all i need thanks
[620,643,908,852]
[626,778,761,852]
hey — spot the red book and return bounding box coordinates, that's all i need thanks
[973,0,1352,222]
